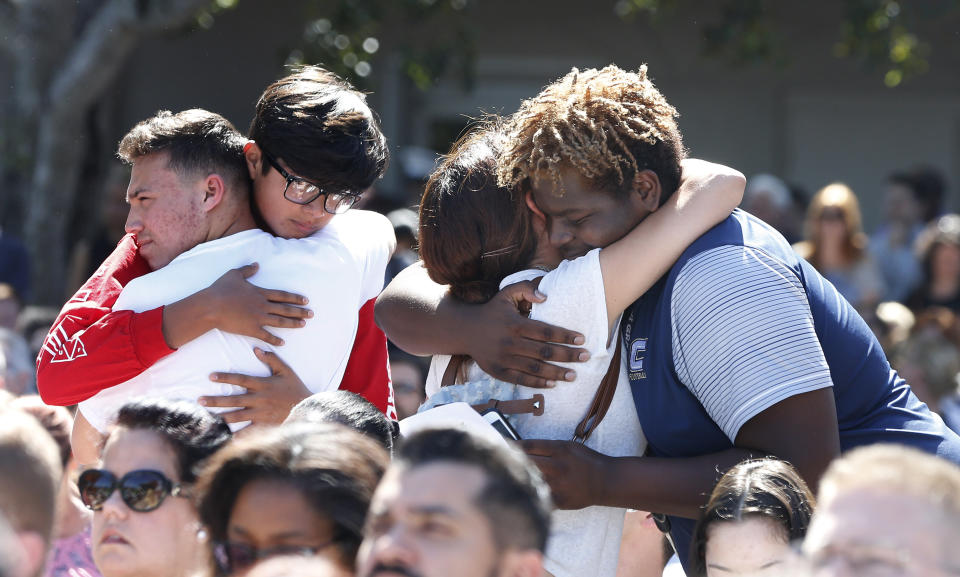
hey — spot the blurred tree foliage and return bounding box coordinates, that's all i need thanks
[1,0,956,304]
[286,0,475,92]
[615,0,955,87]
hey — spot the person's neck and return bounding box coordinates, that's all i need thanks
[930,276,960,300]
[208,207,257,242]
[526,261,553,273]
[818,243,847,269]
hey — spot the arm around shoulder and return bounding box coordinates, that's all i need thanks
[599,159,745,326]
[374,261,468,356]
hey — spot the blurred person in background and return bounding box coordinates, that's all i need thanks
[11,397,101,577]
[891,308,960,434]
[794,183,884,314]
[15,307,59,363]
[868,301,915,354]
[283,390,396,454]
[82,399,231,577]
[802,444,960,577]
[870,172,927,302]
[0,229,30,305]
[742,174,799,244]
[907,166,948,224]
[357,428,550,577]
[196,424,388,576]
[688,458,815,577]
[387,349,427,421]
[907,214,960,313]
[0,408,62,577]
[384,208,419,286]
[0,285,21,331]
[0,328,34,396]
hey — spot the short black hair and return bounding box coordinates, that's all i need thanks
[117,109,250,198]
[249,66,389,194]
[396,428,552,552]
[113,398,232,484]
[284,391,396,454]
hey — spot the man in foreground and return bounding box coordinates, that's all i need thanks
[357,428,551,577]
[802,444,960,576]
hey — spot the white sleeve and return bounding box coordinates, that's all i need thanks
[319,210,396,306]
[530,248,613,357]
[671,245,834,442]
[424,355,450,398]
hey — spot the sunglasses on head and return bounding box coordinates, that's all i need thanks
[213,541,333,574]
[77,469,185,513]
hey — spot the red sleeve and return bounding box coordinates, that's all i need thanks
[36,234,176,406]
[339,297,396,420]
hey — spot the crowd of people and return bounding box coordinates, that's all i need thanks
[0,60,959,577]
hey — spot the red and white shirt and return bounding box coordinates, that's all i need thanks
[38,210,396,420]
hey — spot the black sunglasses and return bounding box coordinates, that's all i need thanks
[260,148,360,215]
[77,469,185,513]
[213,541,334,574]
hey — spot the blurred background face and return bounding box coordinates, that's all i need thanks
[704,517,792,576]
[225,478,342,576]
[357,464,502,577]
[817,207,849,246]
[802,490,946,577]
[884,183,921,225]
[389,360,425,421]
[930,243,960,284]
[91,428,206,577]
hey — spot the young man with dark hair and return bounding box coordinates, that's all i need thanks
[376,64,960,574]
[357,428,550,577]
[37,66,396,426]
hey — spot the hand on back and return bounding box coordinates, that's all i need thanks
[465,280,589,389]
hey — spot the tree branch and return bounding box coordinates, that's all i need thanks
[48,0,212,115]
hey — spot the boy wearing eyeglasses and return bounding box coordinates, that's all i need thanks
[37,68,396,444]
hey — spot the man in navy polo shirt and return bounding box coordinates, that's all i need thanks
[497,65,960,572]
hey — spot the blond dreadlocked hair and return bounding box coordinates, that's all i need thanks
[498,64,686,200]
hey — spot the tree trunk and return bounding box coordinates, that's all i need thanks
[4,0,214,304]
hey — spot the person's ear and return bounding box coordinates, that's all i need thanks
[524,191,547,222]
[498,549,544,577]
[633,169,662,212]
[243,141,261,181]
[201,174,227,213]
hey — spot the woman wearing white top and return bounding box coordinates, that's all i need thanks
[416,123,745,577]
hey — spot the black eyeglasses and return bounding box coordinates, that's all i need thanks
[260,149,360,215]
[77,469,185,513]
[213,541,334,574]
